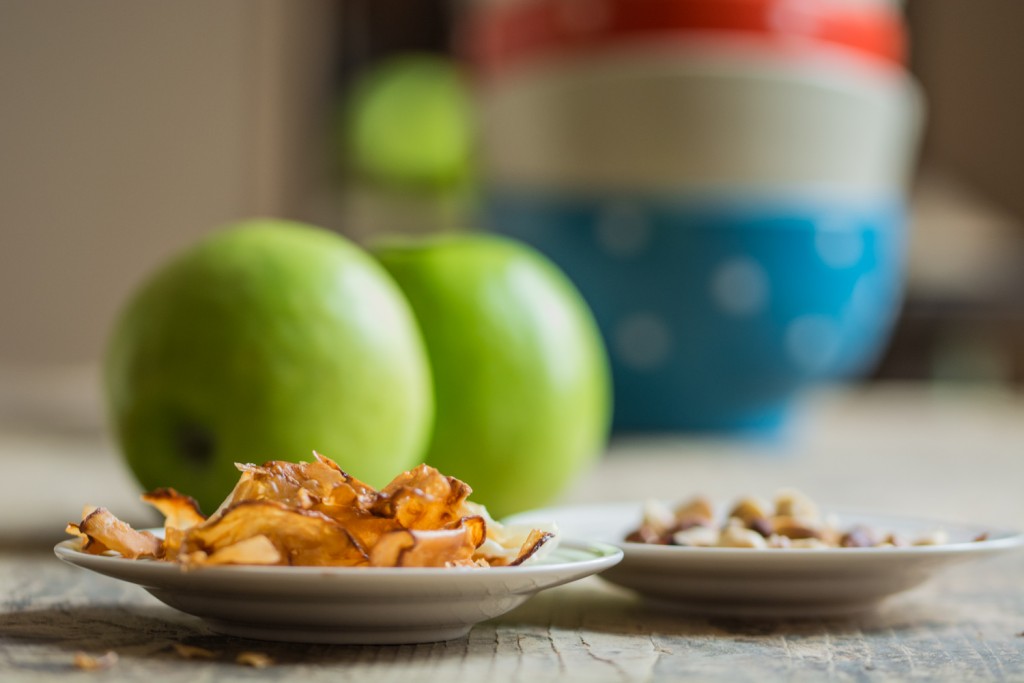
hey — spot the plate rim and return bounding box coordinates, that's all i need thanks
[53,534,624,580]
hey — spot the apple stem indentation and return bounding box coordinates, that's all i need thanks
[176,423,216,466]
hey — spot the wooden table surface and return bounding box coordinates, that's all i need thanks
[2,384,1024,681]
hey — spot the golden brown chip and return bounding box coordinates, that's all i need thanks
[508,529,556,566]
[367,529,415,567]
[202,535,282,566]
[142,488,206,530]
[226,455,379,515]
[311,507,403,553]
[372,464,473,530]
[162,526,186,558]
[72,508,161,559]
[180,501,368,566]
[312,451,378,505]
[369,516,486,567]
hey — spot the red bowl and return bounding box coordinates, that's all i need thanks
[465,0,906,75]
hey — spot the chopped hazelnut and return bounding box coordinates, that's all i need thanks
[774,489,819,520]
[642,499,677,536]
[912,530,949,546]
[727,497,770,525]
[674,496,714,525]
[840,526,877,548]
[672,526,720,547]
[883,533,909,547]
[717,524,767,549]
[770,516,822,540]
[625,526,668,544]
[749,517,773,538]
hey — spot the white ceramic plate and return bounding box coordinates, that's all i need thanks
[506,502,1024,617]
[54,535,622,644]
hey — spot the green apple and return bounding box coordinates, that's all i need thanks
[344,54,474,191]
[104,219,433,514]
[374,234,612,518]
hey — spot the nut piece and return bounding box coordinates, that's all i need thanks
[672,526,720,547]
[727,497,770,525]
[770,516,822,540]
[881,533,908,547]
[717,523,767,549]
[912,530,949,546]
[840,526,877,548]
[674,496,714,526]
[642,499,677,536]
[774,489,819,521]
[748,517,774,538]
[625,526,667,544]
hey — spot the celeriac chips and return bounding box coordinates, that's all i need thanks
[67,453,555,568]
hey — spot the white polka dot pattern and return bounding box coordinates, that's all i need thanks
[785,315,842,374]
[814,216,865,269]
[594,202,652,258]
[614,312,672,371]
[709,256,770,317]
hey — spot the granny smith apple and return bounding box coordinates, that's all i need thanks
[344,54,475,191]
[374,234,612,518]
[105,220,433,514]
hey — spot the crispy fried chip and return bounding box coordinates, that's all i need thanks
[236,651,274,668]
[72,508,161,559]
[509,529,556,566]
[66,454,556,569]
[73,650,118,670]
[142,488,206,530]
[373,464,473,530]
[179,501,368,566]
[369,516,487,567]
[460,501,558,566]
[225,454,377,513]
[203,534,282,566]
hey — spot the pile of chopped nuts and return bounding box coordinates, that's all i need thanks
[624,489,953,549]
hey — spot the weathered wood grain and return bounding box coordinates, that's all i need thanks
[2,549,1023,682]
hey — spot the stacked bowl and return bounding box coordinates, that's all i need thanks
[465,0,923,432]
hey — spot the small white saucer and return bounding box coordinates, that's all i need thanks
[506,502,1024,617]
[55,535,622,644]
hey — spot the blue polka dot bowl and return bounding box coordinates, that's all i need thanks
[484,192,908,433]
